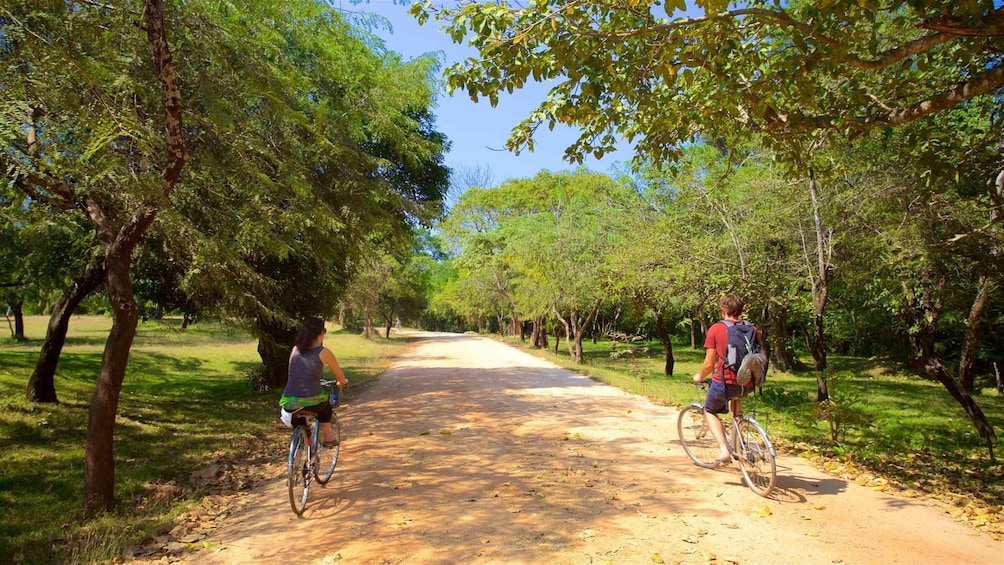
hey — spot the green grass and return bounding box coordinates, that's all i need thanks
[0,316,410,564]
[498,334,1004,520]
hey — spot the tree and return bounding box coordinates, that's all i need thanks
[828,106,1003,455]
[0,206,27,342]
[8,204,105,404]
[415,1,1004,166]
[2,0,450,513]
[448,161,496,209]
[1,0,187,514]
[156,2,449,388]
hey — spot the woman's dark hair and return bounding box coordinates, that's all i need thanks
[294,317,325,351]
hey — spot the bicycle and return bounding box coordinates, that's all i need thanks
[678,383,777,496]
[286,379,342,515]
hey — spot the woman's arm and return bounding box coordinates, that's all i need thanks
[319,347,348,386]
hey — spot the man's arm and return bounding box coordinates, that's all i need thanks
[693,347,718,384]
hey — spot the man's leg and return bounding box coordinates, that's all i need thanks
[703,382,732,463]
[704,411,730,462]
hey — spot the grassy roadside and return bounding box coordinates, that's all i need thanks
[494,333,1004,538]
[0,316,411,564]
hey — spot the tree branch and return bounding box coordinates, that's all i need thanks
[1,155,78,210]
[750,63,1004,134]
[861,63,1004,128]
[142,0,187,188]
[921,10,1004,37]
[581,7,976,71]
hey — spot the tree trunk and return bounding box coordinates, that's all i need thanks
[363,310,372,339]
[255,318,297,389]
[802,323,829,401]
[7,298,25,341]
[806,167,830,401]
[27,259,107,403]
[529,317,545,348]
[84,236,146,515]
[690,315,697,349]
[902,267,945,361]
[652,308,675,376]
[900,268,995,457]
[922,356,996,459]
[765,302,795,372]
[692,305,707,349]
[555,310,571,357]
[556,299,601,364]
[958,276,993,393]
[574,299,602,364]
[83,0,187,515]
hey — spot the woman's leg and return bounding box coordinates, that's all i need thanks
[314,402,336,444]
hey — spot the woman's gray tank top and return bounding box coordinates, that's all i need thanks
[284,345,323,397]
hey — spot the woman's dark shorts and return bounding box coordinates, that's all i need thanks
[285,401,333,428]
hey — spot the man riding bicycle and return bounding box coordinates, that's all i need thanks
[692,294,763,467]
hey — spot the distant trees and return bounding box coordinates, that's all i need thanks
[440,169,639,361]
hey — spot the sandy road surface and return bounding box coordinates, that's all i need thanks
[169,332,1001,565]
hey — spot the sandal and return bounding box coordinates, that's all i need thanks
[713,455,732,468]
[322,439,340,447]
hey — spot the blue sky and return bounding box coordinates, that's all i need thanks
[345,0,637,184]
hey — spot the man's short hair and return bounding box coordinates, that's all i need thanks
[720,294,743,317]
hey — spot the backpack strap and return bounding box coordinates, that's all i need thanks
[718,319,733,383]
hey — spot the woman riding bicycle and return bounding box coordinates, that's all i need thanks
[692,294,762,467]
[280,317,348,446]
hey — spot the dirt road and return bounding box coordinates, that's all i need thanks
[167,332,1001,564]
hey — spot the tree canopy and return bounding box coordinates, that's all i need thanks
[415,0,1003,166]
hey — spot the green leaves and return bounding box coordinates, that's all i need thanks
[1,0,450,332]
[422,0,1002,169]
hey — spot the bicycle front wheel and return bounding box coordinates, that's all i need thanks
[316,415,341,485]
[736,419,776,497]
[678,404,718,468]
[287,426,311,515]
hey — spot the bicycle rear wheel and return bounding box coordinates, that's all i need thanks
[736,419,776,497]
[287,426,311,515]
[678,404,718,468]
[316,415,341,485]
